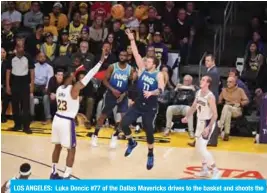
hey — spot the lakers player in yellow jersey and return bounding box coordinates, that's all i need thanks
[50,49,107,179]
[182,76,221,179]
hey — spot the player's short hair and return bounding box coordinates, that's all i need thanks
[63,72,72,83]
[147,56,160,68]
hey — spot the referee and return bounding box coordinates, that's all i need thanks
[6,44,34,134]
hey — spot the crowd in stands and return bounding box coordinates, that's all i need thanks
[1,1,267,144]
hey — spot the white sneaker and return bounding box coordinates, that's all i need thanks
[211,168,221,179]
[109,135,118,149]
[195,169,210,178]
[91,135,98,147]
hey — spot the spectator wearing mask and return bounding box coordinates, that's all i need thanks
[1,19,15,55]
[90,2,112,22]
[243,42,265,91]
[162,25,176,50]
[79,3,89,26]
[229,68,251,100]
[40,32,57,61]
[122,6,140,31]
[30,52,54,124]
[163,75,196,138]
[23,2,43,29]
[1,1,22,28]
[136,22,151,46]
[144,46,161,68]
[1,48,11,123]
[161,1,177,30]
[6,44,34,134]
[150,31,169,66]
[47,69,64,118]
[218,76,249,141]
[49,2,68,31]
[89,16,108,55]
[143,6,162,34]
[43,15,58,42]
[245,31,265,56]
[56,29,70,57]
[72,41,95,71]
[68,12,84,45]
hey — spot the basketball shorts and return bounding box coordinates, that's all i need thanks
[102,90,128,115]
[195,119,216,141]
[51,114,76,149]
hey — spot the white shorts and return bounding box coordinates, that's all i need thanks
[195,119,216,140]
[51,114,76,149]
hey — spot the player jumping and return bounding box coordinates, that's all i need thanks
[120,29,165,170]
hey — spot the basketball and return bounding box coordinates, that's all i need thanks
[135,5,148,20]
[111,4,125,20]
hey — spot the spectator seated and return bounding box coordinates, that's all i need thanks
[218,77,249,141]
[162,75,196,138]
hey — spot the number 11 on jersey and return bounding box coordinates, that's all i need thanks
[143,83,150,91]
[117,81,122,88]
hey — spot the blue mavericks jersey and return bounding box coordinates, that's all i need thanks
[109,63,132,92]
[137,70,159,105]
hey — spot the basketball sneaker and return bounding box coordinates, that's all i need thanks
[146,155,154,170]
[211,168,221,179]
[50,173,62,179]
[195,169,210,178]
[124,141,138,157]
[91,135,98,147]
[109,135,118,149]
[189,131,195,139]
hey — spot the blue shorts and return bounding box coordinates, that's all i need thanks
[101,90,128,115]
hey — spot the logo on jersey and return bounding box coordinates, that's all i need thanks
[141,74,155,85]
[58,92,66,97]
[113,73,128,81]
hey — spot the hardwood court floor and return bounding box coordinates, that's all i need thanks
[1,120,267,183]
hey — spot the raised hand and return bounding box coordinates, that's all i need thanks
[125,29,135,41]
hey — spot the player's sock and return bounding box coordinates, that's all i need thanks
[94,125,101,136]
[63,167,72,178]
[148,148,154,156]
[51,163,58,174]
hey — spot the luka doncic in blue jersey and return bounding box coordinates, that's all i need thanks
[109,62,132,93]
[137,69,159,107]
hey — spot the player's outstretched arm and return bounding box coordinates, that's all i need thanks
[125,29,144,71]
[71,50,106,99]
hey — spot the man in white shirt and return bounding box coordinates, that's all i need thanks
[1,2,22,28]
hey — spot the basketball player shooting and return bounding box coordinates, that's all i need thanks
[50,49,107,179]
[121,29,165,170]
[182,76,221,179]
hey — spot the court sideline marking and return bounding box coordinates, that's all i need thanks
[1,151,80,180]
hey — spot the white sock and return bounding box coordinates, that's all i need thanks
[63,167,72,178]
[51,163,58,174]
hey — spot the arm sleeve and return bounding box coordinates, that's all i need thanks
[80,61,102,86]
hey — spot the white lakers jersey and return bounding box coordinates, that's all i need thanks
[195,90,213,120]
[55,85,79,118]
